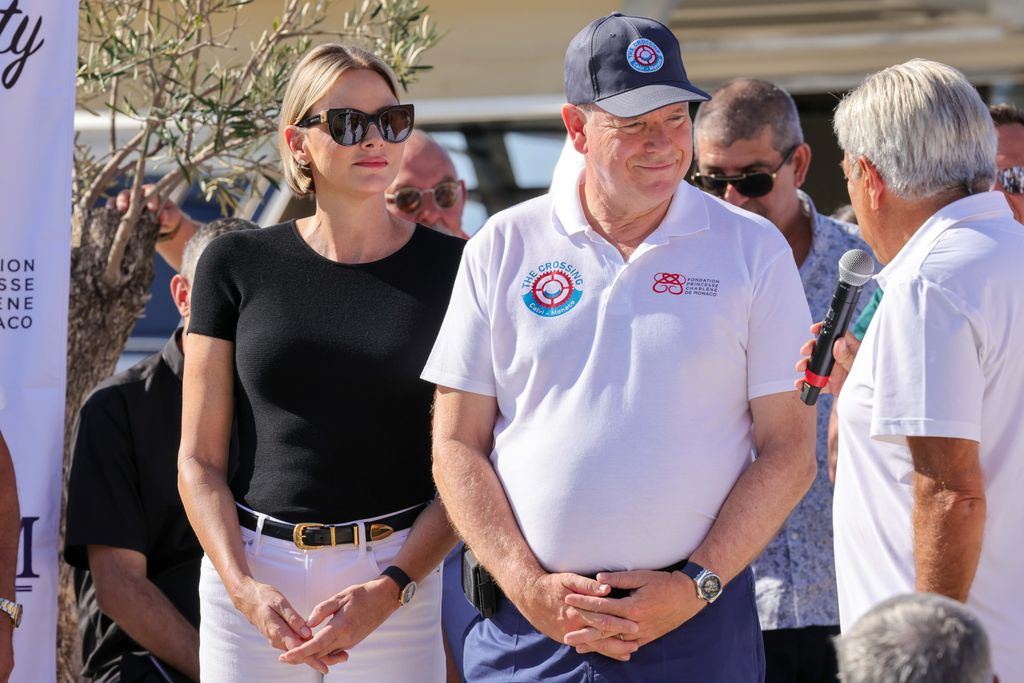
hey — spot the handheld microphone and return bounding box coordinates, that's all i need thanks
[800,249,875,406]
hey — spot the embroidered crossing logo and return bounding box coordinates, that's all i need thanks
[520,262,584,317]
[652,273,720,297]
[626,38,664,73]
[652,273,685,295]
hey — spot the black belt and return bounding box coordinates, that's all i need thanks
[237,503,427,550]
[585,558,689,599]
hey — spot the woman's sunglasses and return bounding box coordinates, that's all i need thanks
[386,181,461,213]
[295,104,415,146]
[692,145,798,198]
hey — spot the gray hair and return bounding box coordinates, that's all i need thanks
[834,59,996,199]
[180,217,259,283]
[694,78,804,154]
[835,593,993,683]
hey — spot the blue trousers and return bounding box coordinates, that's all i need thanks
[464,567,764,683]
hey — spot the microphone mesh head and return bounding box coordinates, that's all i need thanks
[838,249,874,286]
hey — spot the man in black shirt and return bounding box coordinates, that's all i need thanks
[65,218,254,682]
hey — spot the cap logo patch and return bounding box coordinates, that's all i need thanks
[626,38,664,73]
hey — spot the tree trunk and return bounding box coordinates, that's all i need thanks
[57,207,160,682]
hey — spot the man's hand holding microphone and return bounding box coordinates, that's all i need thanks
[795,249,873,401]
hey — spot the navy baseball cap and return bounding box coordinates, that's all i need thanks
[564,13,710,118]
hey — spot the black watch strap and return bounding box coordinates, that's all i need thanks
[680,561,704,581]
[380,565,412,591]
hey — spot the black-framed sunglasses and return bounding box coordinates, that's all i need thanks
[692,145,799,198]
[294,104,415,146]
[386,180,462,213]
[998,166,1024,194]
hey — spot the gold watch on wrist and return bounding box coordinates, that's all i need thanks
[0,597,22,627]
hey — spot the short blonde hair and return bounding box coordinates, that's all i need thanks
[278,44,400,196]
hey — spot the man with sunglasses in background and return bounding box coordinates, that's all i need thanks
[386,130,470,240]
[693,78,877,683]
[991,103,1024,224]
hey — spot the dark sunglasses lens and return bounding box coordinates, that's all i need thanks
[330,111,368,146]
[379,107,413,143]
[735,173,774,198]
[433,181,459,208]
[394,188,422,212]
[696,176,728,197]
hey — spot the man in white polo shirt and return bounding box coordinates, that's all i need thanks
[825,59,1024,682]
[425,13,815,683]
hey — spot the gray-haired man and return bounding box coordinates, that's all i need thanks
[812,59,1024,682]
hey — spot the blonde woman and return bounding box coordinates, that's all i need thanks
[178,44,462,682]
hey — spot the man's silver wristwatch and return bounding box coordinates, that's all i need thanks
[681,561,723,603]
[0,597,22,627]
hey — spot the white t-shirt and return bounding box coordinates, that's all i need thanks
[834,192,1024,681]
[423,176,811,574]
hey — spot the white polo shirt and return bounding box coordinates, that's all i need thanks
[423,176,810,574]
[834,192,1024,681]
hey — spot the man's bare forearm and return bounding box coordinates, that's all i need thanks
[431,389,544,602]
[0,431,18,682]
[689,443,814,583]
[90,547,199,681]
[433,434,543,600]
[0,431,18,603]
[909,437,985,602]
[690,393,816,584]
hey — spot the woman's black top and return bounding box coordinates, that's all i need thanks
[188,221,464,523]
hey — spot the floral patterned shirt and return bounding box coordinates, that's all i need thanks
[751,192,878,630]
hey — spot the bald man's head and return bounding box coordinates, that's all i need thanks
[387,130,468,238]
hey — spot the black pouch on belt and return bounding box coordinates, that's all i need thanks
[461,545,502,618]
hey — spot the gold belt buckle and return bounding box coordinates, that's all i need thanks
[293,523,339,550]
[369,523,394,541]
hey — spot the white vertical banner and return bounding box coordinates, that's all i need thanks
[0,2,78,682]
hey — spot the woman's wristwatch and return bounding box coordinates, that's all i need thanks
[379,566,417,606]
[0,597,22,627]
